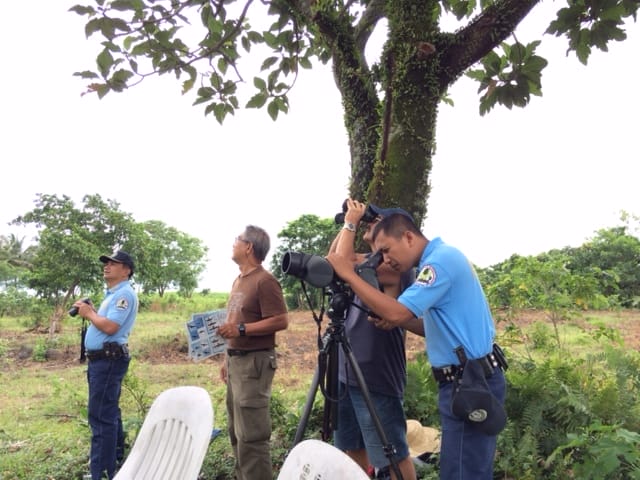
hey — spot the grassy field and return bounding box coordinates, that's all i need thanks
[1,307,640,479]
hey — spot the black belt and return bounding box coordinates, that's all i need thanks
[432,346,506,383]
[86,343,129,361]
[226,348,272,357]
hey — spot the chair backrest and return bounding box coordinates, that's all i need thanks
[276,439,371,479]
[114,386,213,480]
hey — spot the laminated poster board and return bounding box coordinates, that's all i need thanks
[185,309,227,361]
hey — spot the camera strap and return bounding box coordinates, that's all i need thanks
[79,318,87,363]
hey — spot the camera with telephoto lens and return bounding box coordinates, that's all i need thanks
[69,298,91,317]
[334,199,379,225]
[281,250,383,290]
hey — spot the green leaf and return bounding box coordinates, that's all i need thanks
[241,36,250,52]
[130,40,151,56]
[263,31,278,48]
[196,86,215,99]
[482,51,502,76]
[246,93,267,109]
[95,83,110,99]
[253,77,267,91]
[261,56,278,70]
[180,77,193,94]
[247,31,263,44]
[100,17,117,40]
[73,70,100,79]
[267,99,279,120]
[69,5,96,16]
[96,49,115,77]
[599,4,626,21]
[110,69,134,91]
[509,43,526,64]
[123,35,136,51]
[212,103,227,123]
[466,69,487,82]
[110,0,136,11]
[576,42,591,65]
[217,57,228,75]
[85,18,102,38]
[299,57,312,69]
[209,72,222,90]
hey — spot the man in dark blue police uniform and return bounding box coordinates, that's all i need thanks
[72,250,138,480]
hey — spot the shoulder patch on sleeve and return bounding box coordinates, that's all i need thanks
[416,265,436,286]
[116,298,129,310]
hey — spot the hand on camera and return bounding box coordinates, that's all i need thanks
[369,316,393,330]
[344,198,367,225]
[72,299,94,318]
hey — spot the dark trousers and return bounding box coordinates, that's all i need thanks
[437,368,506,479]
[87,356,130,480]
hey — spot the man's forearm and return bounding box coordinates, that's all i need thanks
[343,271,413,326]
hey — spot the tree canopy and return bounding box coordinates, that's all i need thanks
[70,0,637,224]
[10,193,208,333]
[270,214,340,308]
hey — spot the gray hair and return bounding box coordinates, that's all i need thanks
[243,225,271,262]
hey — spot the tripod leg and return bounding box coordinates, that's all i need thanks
[342,344,404,480]
[293,364,321,446]
[323,337,340,440]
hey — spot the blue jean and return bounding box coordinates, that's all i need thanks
[87,356,130,480]
[437,368,506,480]
[333,382,410,468]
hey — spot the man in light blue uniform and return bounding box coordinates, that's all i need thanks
[327,214,506,480]
[73,250,138,480]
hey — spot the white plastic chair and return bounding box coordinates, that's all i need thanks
[277,439,371,479]
[114,386,213,480]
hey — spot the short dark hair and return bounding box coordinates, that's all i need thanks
[372,213,422,242]
[243,225,270,262]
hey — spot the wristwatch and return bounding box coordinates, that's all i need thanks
[238,323,246,336]
[343,222,357,232]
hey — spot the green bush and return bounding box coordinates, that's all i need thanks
[404,354,439,426]
[0,288,32,317]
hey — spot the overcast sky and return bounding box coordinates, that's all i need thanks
[1,1,638,292]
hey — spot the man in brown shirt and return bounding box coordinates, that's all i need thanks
[218,225,289,480]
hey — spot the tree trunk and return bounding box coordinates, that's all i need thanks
[366,0,441,226]
[48,305,66,338]
[49,285,78,338]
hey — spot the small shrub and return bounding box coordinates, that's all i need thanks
[32,337,48,362]
[405,355,439,426]
[545,423,640,479]
[529,320,553,350]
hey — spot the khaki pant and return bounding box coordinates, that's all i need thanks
[226,349,277,480]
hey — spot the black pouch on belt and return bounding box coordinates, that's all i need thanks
[451,358,507,436]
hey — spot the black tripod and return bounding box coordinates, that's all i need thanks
[292,285,404,480]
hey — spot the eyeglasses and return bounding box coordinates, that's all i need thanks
[235,236,250,244]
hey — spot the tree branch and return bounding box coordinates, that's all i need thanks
[438,0,541,89]
[354,0,386,58]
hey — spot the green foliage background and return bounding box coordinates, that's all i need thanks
[2,209,640,478]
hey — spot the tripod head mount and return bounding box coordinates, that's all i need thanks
[326,283,353,323]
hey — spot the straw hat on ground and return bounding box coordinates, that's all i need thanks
[406,419,441,457]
